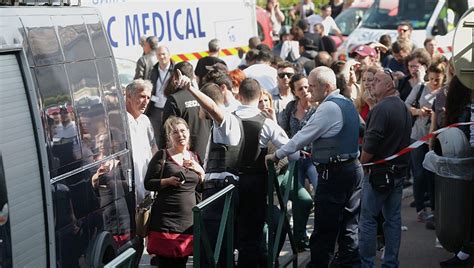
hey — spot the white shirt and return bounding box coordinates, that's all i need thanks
[243,63,278,92]
[153,63,172,108]
[307,14,340,35]
[204,104,299,181]
[127,112,155,204]
[275,90,344,159]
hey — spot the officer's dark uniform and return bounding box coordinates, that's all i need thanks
[309,96,363,268]
[236,113,269,267]
[201,117,243,267]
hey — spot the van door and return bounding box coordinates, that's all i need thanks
[0,152,12,268]
[0,53,49,267]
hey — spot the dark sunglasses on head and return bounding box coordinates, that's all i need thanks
[278,72,294,79]
[383,68,395,80]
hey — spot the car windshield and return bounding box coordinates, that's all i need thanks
[361,0,438,30]
[335,7,368,36]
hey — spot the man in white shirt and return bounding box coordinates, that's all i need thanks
[266,66,363,267]
[307,4,343,41]
[125,79,157,265]
[243,49,278,92]
[177,73,298,266]
[126,79,158,204]
[146,45,173,145]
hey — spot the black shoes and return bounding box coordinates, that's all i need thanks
[440,255,472,267]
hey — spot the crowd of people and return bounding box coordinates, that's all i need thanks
[124,2,473,267]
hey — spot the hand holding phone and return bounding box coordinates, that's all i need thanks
[176,171,186,184]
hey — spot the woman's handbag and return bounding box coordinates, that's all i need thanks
[136,150,166,238]
[368,164,396,193]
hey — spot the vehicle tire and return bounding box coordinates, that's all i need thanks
[90,232,117,267]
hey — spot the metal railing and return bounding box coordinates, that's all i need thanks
[267,160,299,268]
[193,184,236,268]
[104,248,136,268]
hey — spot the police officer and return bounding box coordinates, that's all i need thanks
[177,74,298,267]
[266,66,363,267]
[181,80,241,267]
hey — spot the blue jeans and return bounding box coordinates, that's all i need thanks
[297,158,318,194]
[410,141,434,212]
[359,175,404,268]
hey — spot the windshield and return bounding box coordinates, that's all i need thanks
[335,7,369,36]
[361,0,438,30]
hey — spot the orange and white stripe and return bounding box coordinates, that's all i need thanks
[171,46,250,63]
[362,121,474,166]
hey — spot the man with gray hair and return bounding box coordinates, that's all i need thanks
[195,38,227,86]
[125,79,157,265]
[266,66,363,267]
[126,79,157,204]
[359,70,411,268]
[134,36,158,80]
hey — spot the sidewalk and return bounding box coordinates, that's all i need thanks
[139,190,454,267]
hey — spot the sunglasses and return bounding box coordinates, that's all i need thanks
[278,72,294,79]
[398,28,409,33]
[384,68,395,81]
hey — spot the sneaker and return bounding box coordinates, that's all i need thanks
[440,255,471,267]
[435,237,443,249]
[417,210,434,222]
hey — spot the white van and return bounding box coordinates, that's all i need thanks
[340,0,474,58]
[0,4,139,267]
[81,0,259,83]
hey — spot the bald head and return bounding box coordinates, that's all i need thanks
[372,70,396,101]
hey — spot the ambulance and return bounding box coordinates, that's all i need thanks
[339,0,474,58]
[81,0,262,84]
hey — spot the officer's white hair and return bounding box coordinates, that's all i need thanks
[126,79,152,96]
[312,66,337,89]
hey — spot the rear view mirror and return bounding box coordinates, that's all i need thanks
[432,18,448,36]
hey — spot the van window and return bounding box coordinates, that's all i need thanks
[22,16,64,66]
[84,15,112,58]
[334,7,368,36]
[35,64,82,176]
[361,0,438,30]
[53,16,95,62]
[96,58,127,153]
[66,61,110,160]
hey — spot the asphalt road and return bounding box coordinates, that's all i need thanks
[139,191,457,268]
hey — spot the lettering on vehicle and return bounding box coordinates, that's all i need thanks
[184,100,199,108]
[107,7,206,48]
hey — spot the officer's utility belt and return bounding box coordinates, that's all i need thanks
[203,177,239,190]
[315,158,357,173]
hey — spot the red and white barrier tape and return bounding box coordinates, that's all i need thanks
[362,121,474,166]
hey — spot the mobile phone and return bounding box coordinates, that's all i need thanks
[176,171,186,184]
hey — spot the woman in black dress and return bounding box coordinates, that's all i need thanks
[144,116,204,267]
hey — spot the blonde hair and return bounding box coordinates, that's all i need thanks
[354,66,381,113]
[259,90,274,108]
[164,116,190,149]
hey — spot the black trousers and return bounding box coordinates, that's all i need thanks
[309,161,363,268]
[237,173,267,268]
[201,184,239,268]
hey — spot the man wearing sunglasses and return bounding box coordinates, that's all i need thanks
[271,61,295,121]
[397,21,413,43]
